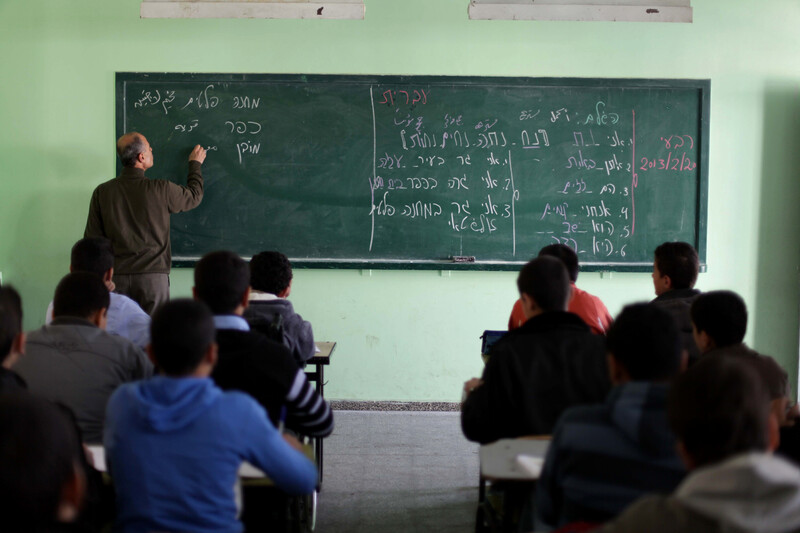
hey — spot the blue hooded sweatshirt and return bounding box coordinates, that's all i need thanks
[104,376,317,533]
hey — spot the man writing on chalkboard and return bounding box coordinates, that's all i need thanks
[85,133,206,314]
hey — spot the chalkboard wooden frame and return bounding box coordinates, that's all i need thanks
[117,73,709,272]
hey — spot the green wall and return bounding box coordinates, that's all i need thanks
[1,0,799,401]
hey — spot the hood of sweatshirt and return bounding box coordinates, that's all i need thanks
[131,376,222,433]
[609,382,677,457]
[676,453,800,533]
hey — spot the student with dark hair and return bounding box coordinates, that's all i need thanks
[14,273,152,442]
[462,256,609,443]
[690,290,747,352]
[243,251,316,365]
[45,237,150,349]
[0,393,87,533]
[598,355,800,533]
[104,299,317,533]
[535,304,687,530]
[508,244,612,335]
[690,290,795,427]
[651,241,701,363]
[0,286,27,392]
[195,251,333,438]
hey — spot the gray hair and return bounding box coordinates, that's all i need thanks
[117,134,146,167]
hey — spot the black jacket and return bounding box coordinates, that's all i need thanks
[462,312,610,444]
[0,367,26,393]
[651,288,701,364]
[211,329,333,437]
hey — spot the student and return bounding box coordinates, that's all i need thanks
[535,304,687,530]
[691,290,795,427]
[0,394,87,533]
[13,272,153,442]
[104,299,317,533]
[243,251,316,366]
[462,256,609,444]
[45,237,150,349]
[597,355,800,533]
[508,244,612,335]
[195,251,333,438]
[650,241,701,363]
[0,286,26,392]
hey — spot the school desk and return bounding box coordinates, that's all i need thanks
[306,341,335,482]
[477,437,552,532]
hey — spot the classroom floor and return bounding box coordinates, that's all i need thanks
[316,410,480,533]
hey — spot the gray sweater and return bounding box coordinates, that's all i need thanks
[14,317,153,442]
[599,453,800,533]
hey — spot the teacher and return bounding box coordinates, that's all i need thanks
[85,132,207,314]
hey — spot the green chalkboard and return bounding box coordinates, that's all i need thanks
[116,73,709,271]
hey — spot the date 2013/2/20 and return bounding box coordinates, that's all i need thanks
[639,152,697,172]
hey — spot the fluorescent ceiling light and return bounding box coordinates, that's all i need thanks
[141,0,365,19]
[468,0,692,22]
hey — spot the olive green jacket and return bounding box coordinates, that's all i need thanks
[85,162,203,274]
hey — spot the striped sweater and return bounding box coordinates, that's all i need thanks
[211,328,333,438]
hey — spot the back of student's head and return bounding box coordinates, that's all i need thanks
[538,244,579,283]
[194,251,250,314]
[607,303,682,381]
[0,286,23,362]
[150,299,215,376]
[668,355,770,469]
[250,251,293,295]
[690,290,747,347]
[654,242,699,289]
[71,237,114,278]
[516,256,570,312]
[0,393,84,532]
[52,272,110,319]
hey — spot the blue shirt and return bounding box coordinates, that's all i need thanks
[213,314,250,332]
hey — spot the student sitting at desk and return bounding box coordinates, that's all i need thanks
[104,299,317,533]
[597,355,800,533]
[0,286,27,393]
[14,273,152,442]
[45,237,151,350]
[508,244,612,335]
[535,304,687,530]
[650,241,701,363]
[243,250,316,366]
[462,256,610,444]
[195,251,333,438]
[690,290,799,451]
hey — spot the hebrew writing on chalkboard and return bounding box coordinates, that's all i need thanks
[118,74,709,271]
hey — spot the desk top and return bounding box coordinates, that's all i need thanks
[309,341,336,365]
[480,438,551,481]
[87,442,313,480]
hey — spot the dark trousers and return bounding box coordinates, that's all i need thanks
[114,273,169,315]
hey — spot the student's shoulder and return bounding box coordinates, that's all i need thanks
[110,292,149,315]
[217,328,297,368]
[214,389,272,422]
[599,495,717,533]
[106,380,140,410]
[557,401,608,425]
[218,327,289,352]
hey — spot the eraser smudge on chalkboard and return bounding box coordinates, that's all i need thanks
[452,256,476,263]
